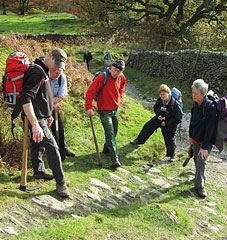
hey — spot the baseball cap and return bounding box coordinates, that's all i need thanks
[112,59,125,71]
[51,48,67,70]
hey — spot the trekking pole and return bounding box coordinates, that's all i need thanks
[89,116,103,167]
[55,110,60,145]
[20,116,42,191]
[20,116,29,191]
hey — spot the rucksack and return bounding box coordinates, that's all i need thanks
[171,87,183,141]
[203,90,227,152]
[92,69,122,101]
[2,51,47,108]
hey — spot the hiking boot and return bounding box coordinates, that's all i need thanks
[197,188,207,198]
[112,158,121,168]
[130,139,142,145]
[65,147,75,157]
[56,183,69,198]
[168,155,175,162]
[33,170,54,180]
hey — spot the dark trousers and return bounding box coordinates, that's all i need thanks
[99,109,119,159]
[30,118,65,185]
[50,110,67,162]
[137,116,177,157]
[86,60,90,71]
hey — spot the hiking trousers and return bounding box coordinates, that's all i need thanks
[30,118,65,185]
[50,110,67,162]
[137,116,177,157]
[99,109,119,159]
[137,116,160,143]
[161,125,177,157]
[193,143,212,189]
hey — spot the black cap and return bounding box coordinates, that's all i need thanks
[51,48,67,70]
[112,59,125,71]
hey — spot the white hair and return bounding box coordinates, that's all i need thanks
[192,79,208,94]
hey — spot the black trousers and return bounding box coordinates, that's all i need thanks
[29,118,65,185]
[50,110,67,162]
[137,116,177,157]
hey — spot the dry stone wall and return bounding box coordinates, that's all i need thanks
[127,50,227,95]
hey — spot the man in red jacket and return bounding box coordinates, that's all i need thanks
[86,59,126,168]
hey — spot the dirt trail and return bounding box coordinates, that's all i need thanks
[125,81,227,191]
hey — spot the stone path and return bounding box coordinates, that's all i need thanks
[1,82,226,239]
[1,160,226,239]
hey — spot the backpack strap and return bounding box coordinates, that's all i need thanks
[58,74,62,87]
[203,100,213,119]
[100,70,108,102]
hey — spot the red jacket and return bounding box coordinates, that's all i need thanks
[85,70,126,111]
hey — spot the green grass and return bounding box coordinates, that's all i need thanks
[0,12,94,35]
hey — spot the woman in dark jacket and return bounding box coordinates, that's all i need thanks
[130,84,183,161]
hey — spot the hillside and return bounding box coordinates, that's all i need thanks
[0,35,227,240]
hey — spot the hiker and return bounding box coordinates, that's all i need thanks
[189,79,217,198]
[83,50,93,71]
[103,50,112,68]
[85,59,126,168]
[50,71,75,161]
[19,48,70,197]
[130,84,183,162]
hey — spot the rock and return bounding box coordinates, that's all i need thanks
[102,197,118,206]
[203,206,217,215]
[133,175,145,183]
[115,194,131,205]
[71,214,82,219]
[106,204,116,209]
[108,172,127,184]
[119,186,132,194]
[117,167,131,176]
[205,202,217,207]
[90,202,104,209]
[3,227,18,236]
[90,178,113,193]
[32,195,73,213]
[150,178,173,189]
[84,191,101,202]
[148,168,162,174]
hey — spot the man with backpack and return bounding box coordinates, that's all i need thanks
[103,50,112,68]
[189,79,217,198]
[130,84,183,162]
[18,48,70,197]
[85,59,126,168]
[50,71,75,162]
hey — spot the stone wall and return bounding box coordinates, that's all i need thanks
[127,50,227,95]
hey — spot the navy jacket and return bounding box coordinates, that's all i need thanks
[154,96,183,127]
[189,96,217,150]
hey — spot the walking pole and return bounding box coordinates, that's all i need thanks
[19,116,29,191]
[55,110,60,145]
[90,116,103,167]
[19,116,42,191]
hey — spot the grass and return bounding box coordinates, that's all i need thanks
[0,12,94,35]
[0,15,226,239]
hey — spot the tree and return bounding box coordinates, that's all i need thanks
[98,0,227,34]
[16,0,30,15]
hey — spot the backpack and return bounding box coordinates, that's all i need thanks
[92,69,122,101]
[203,90,227,152]
[2,51,47,108]
[171,87,183,141]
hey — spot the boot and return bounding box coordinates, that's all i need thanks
[56,183,69,197]
[112,158,121,168]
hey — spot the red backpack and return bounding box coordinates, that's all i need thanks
[2,51,47,108]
